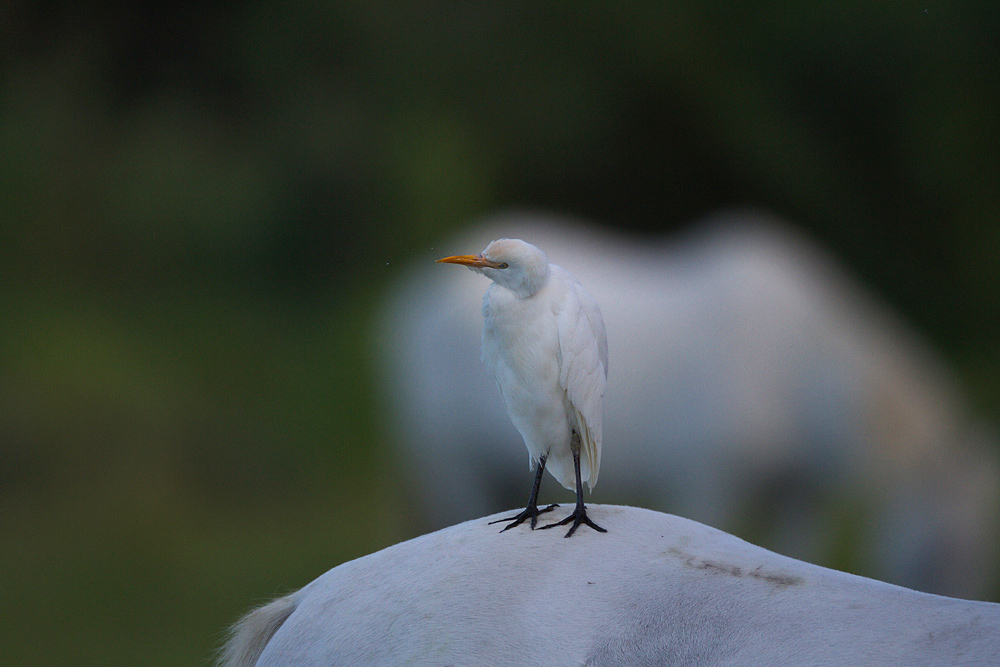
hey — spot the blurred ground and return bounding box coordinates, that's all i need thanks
[1,3,999,665]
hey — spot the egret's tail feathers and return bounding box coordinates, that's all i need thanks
[575,410,601,490]
[218,590,300,667]
[583,433,600,490]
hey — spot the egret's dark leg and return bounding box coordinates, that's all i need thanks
[540,434,607,537]
[489,454,559,532]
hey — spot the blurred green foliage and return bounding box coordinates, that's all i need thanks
[1,2,999,664]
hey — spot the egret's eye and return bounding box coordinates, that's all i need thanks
[498,262,509,269]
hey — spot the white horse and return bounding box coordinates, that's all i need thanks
[377,211,999,597]
[220,505,1000,667]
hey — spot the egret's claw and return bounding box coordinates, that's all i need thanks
[489,503,560,531]
[539,505,607,538]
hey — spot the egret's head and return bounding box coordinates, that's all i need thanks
[437,238,550,298]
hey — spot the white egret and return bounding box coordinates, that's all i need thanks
[436,238,608,537]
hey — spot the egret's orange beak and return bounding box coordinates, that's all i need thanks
[436,254,502,269]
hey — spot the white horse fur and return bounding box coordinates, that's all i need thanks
[220,505,1000,667]
[378,211,1000,597]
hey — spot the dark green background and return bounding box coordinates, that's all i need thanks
[2,2,998,664]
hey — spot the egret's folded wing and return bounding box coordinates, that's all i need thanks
[554,269,608,489]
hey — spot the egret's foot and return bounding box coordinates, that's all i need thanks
[489,503,560,532]
[539,505,607,538]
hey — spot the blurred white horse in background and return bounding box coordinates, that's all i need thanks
[220,506,1000,667]
[377,211,999,598]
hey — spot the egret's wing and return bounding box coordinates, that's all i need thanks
[554,268,608,489]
